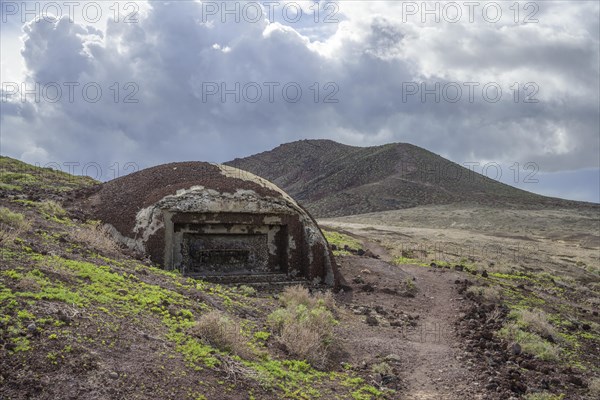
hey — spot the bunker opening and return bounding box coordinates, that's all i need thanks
[169,213,289,278]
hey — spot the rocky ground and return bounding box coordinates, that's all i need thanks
[322,207,599,400]
[332,238,596,399]
[335,253,486,399]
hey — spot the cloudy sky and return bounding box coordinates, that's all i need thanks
[1,0,599,202]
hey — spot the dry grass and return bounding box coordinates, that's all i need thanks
[191,310,256,360]
[500,308,562,361]
[588,377,600,397]
[37,200,66,218]
[466,285,502,303]
[279,322,329,368]
[268,286,338,368]
[0,206,30,245]
[400,278,418,297]
[371,361,393,376]
[236,285,257,297]
[518,309,558,339]
[578,284,600,308]
[499,322,560,361]
[69,221,121,256]
[486,306,504,323]
[278,285,336,311]
[14,277,41,293]
[488,263,523,275]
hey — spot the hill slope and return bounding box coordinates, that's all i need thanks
[3,157,598,399]
[225,140,589,217]
[0,157,385,399]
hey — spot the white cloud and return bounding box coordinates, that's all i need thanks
[0,1,598,201]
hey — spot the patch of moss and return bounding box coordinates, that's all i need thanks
[2,269,23,280]
[0,156,98,193]
[489,272,531,280]
[392,256,429,266]
[351,385,385,400]
[253,331,270,342]
[246,359,326,399]
[340,376,385,399]
[322,230,362,256]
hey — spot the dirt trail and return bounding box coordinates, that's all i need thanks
[395,264,482,399]
[334,227,486,399]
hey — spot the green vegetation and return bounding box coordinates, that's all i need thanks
[498,323,560,361]
[1,246,383,398]
[392,256,428,266]
[236,285,257,297]
[399,278,418,297]
[483,269,600,371]
[371,361,392,376]
[507,308,559,340]
[322,229,362,256]
[37,200,66,218]
[253,331,270,342]
[0,156,97,192]
[13,199,71,225]
[391,254,477,273]
[351,384,384,400]
[0,206,27,226]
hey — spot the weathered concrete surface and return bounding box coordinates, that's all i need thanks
[79,162,341,287]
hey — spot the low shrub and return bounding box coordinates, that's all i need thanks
[191,310,255,360]
[278,285,336,311]
[37,200,66,218]
[69,221,120,256]
[499,323,560,361]
[400,278,418,297]
[466,285,502,302]
[0,207,30,244]
[517,309,559,340]
[237,285,257,297]
[371,361,393,376]
[268,286,337,369]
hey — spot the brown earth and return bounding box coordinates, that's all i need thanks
[327,211,599,400]
[336,253,487,399]
[225,139,598,218]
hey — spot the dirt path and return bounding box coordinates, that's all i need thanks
[333,228,487,399]
[395,264,482,399]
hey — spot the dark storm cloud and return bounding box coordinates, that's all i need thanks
[0,1,598,200]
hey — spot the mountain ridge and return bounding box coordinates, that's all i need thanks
[225,139,597,217]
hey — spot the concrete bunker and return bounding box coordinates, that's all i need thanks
[82,162,340,286]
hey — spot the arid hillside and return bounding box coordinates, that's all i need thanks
[1,156,599,399]
[226,140,596,217]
